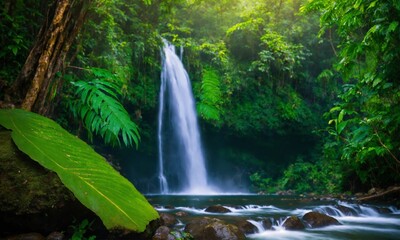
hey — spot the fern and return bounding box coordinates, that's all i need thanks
[197,67,222,122]
[70,68,140,148]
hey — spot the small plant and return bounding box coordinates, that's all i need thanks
[68,67,140,148]
[278,157,342,194]
[249,172,276,193]
[170,231,194,240]
[71,219,96,240]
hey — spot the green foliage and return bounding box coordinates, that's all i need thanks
[249,172,275,193]
[1,0,359,194]
[278,158,342,193]
[307,0,400,189]
[0,109,159,232]
[196,67,222,123]
[71,219,96,240]
[224,84,316,136]
[0,0,43,83]
[252,31,306,82]
[249,156,343,194]
[69,67,140,148]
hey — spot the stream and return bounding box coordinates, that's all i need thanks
[147,194,400,240]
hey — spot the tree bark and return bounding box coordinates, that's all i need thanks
[7,0,91,114]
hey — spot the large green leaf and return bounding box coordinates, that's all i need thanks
[0,109,158,232]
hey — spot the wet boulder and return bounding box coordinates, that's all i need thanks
[282,216,305,230]
[262,218,273,230]
[302,212,341,228]
[235,219,258,234]
[152,226,176,240]
[337,205,357,216]
[159,213,177,227]
[205,205,231,213]
[185,217,245,240]
[175,211,189,217]
[375,207,393,214]
[46,232,64,240]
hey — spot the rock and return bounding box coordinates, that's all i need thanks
[337,205,357,216]
[302,212,341,228]
[204,205,231,213]
[262,218,273,230]
[282,216,305,230]
[0,130,163,239]
[235,219,258,234]
[276,190,295,196]
[5,232,45,240]
[46,232,64,240]
[175,211,189,217]
[185,217,245,240]
[106,218,160,240]
[0,131,100,235]
[160,213,177,227]
[375,207,392,214]
[152,226,175,240]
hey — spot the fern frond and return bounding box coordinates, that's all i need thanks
[70,68,140,148]
[197,67,222,122]
[197,103,220,122]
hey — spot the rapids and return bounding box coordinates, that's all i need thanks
[148,194,400,240]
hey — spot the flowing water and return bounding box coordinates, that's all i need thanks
[148,194,400,240]
[158,40,215,194]
[155,40,400,239]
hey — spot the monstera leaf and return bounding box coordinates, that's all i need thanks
[0,109,158,232]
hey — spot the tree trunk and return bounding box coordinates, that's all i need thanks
[7,0,91,114]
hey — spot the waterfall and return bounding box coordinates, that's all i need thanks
[157,64,169,194]
[158,39,214,194]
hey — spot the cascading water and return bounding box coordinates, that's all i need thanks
[151,195,400,239]
[158,39,214,194]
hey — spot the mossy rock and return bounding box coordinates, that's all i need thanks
[0,131,76,214]
[0,130,97,236]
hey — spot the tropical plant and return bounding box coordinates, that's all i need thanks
[252,31,306,88]
[278,158,342,193]
[303,0,400,189]
[249,172,275,193]
[196,67,222,123]
[0,109,158,232]
[0,0,43,84]
[68,67,140,148]
[71,219,96,240]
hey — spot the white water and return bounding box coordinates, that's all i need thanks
[158,40,214,194]
[152,195,400,240]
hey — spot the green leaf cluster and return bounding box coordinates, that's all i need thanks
[250,157,342,194]
[278,158,342,194]
[71,219,96,240]
[69,68,140,148]
[196,67,222,123]
[308,0,400,189]
[0,0,43,83]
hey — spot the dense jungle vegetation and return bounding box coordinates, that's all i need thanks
[1,0,399,194]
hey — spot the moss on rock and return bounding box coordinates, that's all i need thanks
[0,130,75,214]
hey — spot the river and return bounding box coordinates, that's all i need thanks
[147,194,400,240]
